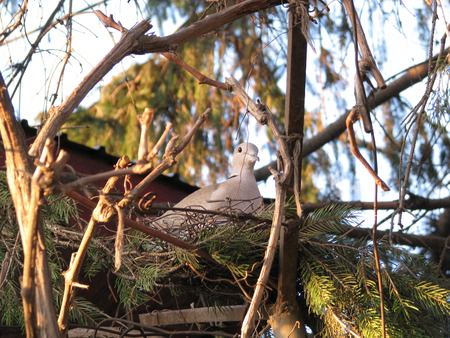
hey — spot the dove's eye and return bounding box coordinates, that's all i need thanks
[238,146,242,153]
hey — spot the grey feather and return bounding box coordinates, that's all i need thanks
[154,142,263,234]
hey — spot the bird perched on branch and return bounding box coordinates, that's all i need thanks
[155,142,263,235]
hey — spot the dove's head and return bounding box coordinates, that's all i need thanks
[231,142,259,173]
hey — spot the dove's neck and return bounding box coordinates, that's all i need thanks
[229,162,254,179]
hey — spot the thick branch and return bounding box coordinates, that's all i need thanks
[270,6,307,338]
[138,0,282,53]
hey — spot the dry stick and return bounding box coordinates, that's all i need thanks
[225,77,293,338]
[58,156,128,333]
[114,204,125,271]
[137,108,155,163]
[341,0,385,89]
[65,190,215,261]
[118,108,211,208]
[346,108,389,191]
[60,163,153,192]
[243,183,287,337]
[161,52,230,90]
[148,122,173,161]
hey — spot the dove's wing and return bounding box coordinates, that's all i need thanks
[153,142,263,233]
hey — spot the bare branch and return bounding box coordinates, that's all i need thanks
[137,108,155,164]
[161,52,230,90]
[346,108,390,191]
[65,190,215,261]
[8,0,65,98]
[0,0,29,45]
[148,122,173,161]
[302,195,450,212]
[138,0,283,53]
[58,155,130,333]
[342,0,386,89]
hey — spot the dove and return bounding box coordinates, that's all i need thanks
[155,142,263,234]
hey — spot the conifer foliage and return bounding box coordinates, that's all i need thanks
[1,177,448,335]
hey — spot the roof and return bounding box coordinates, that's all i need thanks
[0,120,199,205]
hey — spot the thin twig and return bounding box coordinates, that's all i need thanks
[137,108,155,163]
[0,0,29,45]
[342,0,386,89]
[161,52,230,90]
[393,3,445,230]
[118,108,211,207]
[8,0,66,98]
